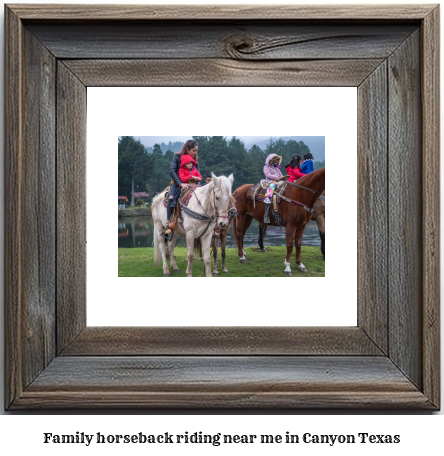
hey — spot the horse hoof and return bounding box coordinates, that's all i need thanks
[239,259,246,264]
[299,268,307,273]
[285,271,292,277]
[223,270,228,274]
[260,249,266,253]
[164,273,171,277]
[172,269,180,274]
[187,274,193,277]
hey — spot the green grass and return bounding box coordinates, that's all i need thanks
[118,246,324,277]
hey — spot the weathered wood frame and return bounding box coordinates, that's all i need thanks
[5,4,440,409]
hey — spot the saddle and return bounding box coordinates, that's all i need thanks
[162,185,194,208]
[247,180,287,206]
[247,180,288,226]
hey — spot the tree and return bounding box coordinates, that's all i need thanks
[118,136,152,206]
[314,160,325,171]
[225,137,254,187]
[248,144,266,183]
[286,140,310,161]
[146,144,173,193]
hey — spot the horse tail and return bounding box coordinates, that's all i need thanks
[153,223,162,267]
[194,239,200,256]
[152,200,162,266]
[232,216,238,246]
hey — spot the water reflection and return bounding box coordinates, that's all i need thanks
[118,216,321,249]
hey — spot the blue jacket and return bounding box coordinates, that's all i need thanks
[301,159,314,174]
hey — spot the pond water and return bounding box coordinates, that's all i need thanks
[118,216,321,249]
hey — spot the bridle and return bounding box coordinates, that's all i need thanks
[212,188,231,224]
[181,185,233,240]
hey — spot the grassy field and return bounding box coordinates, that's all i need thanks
[118,246,324,277]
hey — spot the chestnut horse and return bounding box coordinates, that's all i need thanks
[232,168,325,275]
[258,191,325,259]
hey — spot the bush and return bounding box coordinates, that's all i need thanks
[135,198,143,207]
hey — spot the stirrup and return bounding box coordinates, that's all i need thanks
[161,228,172,240]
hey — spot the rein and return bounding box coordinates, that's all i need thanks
[287,180,325,197]
[278,194,315,213]
[282,180,325,212]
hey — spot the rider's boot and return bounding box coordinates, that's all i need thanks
[264,202,271,224]
[164,198,178,235]
[167,208,178,233]
[164,210,175,235]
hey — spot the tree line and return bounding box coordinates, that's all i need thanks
[118,136,324,205]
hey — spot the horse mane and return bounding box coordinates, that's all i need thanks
[296,167,324,184]
[151,192,164,204]
[195,175,232,197]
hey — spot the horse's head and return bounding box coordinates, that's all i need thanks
[211,173,234,229]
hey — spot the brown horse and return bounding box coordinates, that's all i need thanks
[232,168,325,275]
[258,191,325,259]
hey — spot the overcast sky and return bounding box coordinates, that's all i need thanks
[136,136,319,149]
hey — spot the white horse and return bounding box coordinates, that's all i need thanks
[152,173,234,277]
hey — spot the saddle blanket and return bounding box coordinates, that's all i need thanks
[247,180,287,204]
[162,186,195,208]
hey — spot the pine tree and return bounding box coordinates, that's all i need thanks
[249,144,267,183]
[118,136,152,205]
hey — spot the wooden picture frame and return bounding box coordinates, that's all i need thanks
[5,4,440,409]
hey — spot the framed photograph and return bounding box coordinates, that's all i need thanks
[99,87,355,327]
[5,4,440,409]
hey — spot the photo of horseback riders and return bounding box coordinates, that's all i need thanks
[118,136,325,278]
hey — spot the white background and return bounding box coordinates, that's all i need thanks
[88,87,357,326]
[0,0,442,447]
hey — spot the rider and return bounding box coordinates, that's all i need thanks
[165,139,199,234]
[286,154,306,183]
[301,152,314,174]
[263,153,283,223]
[178,154,202,185]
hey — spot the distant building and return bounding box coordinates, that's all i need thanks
[133,192,150,199]
[118,196,127,209]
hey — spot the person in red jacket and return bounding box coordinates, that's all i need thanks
[178,154,202,184]
[164,155,202,235]
[285,154,306,183]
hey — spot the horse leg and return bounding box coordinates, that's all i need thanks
[284,224,297,276]
[154,219,171,277]
[185,231,195,277]
[316,215,325,260]
[235,214,247,263]
[222,229,229,273]
[295,224,308,272]
[202,233,213,277]
[258,223,267,252]
[212,232,219,275]
[239,214,253,263]
[199,239,204,261]
[214,228,228,274]
[169,230,180,273]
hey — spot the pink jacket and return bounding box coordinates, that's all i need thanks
[263,153,283,181]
